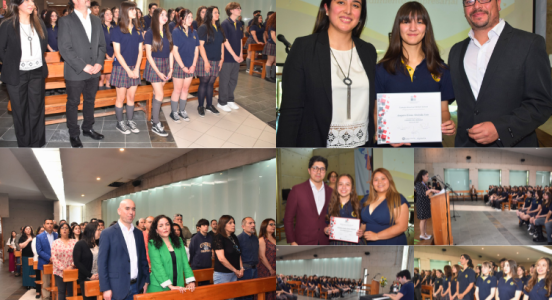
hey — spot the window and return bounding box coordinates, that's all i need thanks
[430,260,451,271]
[478,169,501,190]
[415,258,420,269]
[444,169,469,190]
[510,170,528,186]
[536,172,551,187]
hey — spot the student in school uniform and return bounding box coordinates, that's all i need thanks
[143,3,157,30]
[99,8,114,90]
[523,258,552,300]
[475,266,481,279]
[217,2,244,112]
[414,268,422,300]
[517,191,533,225]
[262,12,276,83]
[492,187,509,210]
[457,254,476,300]
[244,14,264,73]
[434,270,443,300]
[144,7,173,137]
[496,260,523,300]
[451,265,461,300]
[45,10,58,52]
[475,262,496,300]
[300,276,308,290]
[521,191,542,232]
[192,6,206,31]
[110,1,144,135]
[111,6,119,26]
[517,266,528,288]
[441,266,452,300]
[321,174,365,245]
[495,259,507,280]
[532,191,551,242]
[196,6,225,117]
[170,9,199,124]
[167,7,183,33]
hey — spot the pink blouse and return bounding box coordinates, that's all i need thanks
[51,239,77,277]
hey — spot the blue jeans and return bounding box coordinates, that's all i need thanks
[120,282,138,300]
[15,257,21,274]
[237,268,258,300]
[214,271,237,284]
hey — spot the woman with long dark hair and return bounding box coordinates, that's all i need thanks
[262,12,276,82]
[171,223,189,259]
[192,6,206,31]
[32,226,44,299]
[414,169,440,240]
[277,0,377,148]
[73,222,101,300]
[532,191,551,242]
[6,231,17,273]
[145,7,173,137]
[457,254,476,300]
[442,266,452,300]
[147,215,195,293]
[517,266,528,288]
[196,6,226,117]
[523,258,552,300]
[375,1,455,147]
[244,13,264,73]
[361,168,410,245]
[110,1,143,135]
[171,8,199,123]
[99,8,114,90]
[497,260,523,300]
[213,215,243,284]
[51,223,77,300]
[323,174,365,245]
[111,6,119,26]
[450,265,460,300]
[19,226,35,290]
[45,10,58,52]
[257,218,276,300]
[0,0,48,147]
[71,224,81,240]
[326,171,338,190]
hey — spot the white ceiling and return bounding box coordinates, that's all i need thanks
[276,246,324,258]
[501,149,552,159]
[61,149,191,205]
[0,149,48,200]
[422,246,552,263]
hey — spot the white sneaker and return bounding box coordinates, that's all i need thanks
[217,103,231,112]
[227,102,240,110]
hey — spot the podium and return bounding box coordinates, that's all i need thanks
[369,280,380,295]
[430,192,453,245]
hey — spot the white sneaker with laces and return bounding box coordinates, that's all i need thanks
[227,102,240,110]
[217,103,231,112]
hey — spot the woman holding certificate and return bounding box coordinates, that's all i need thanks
[374,2,455,147]
[323,174,366,245]
[276,0,377,147]
[360,168,410,245]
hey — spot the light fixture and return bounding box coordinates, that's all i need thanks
[119,148,125,152]
[96,177,101,181]
[482,248,484,250]
[529,246,552,256]
[517,252,519,254]
[32,149,66,219]
[81,194,84,197]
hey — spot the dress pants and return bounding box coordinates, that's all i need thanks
[65,77,99,137]
[42,270,51,299]
[218,62,240,105]
[6,68,46,147]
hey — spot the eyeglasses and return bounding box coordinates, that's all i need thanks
[463,0,492,6]
[311,166,326,173]
[268,223,276,226]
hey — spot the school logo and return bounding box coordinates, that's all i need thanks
[193,35,196,39]
[200,242,211,253]
[465,275,468,278]
[432,74,441,82]
[352,212,357,218]
[487,280,490,284]
[510,282,514,286]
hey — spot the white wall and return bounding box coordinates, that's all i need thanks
[415,247,534,270]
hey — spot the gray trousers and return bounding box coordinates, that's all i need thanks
[218,62,240,105]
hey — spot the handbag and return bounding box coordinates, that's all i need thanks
[8,247,14,253]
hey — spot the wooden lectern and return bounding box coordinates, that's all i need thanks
[430,192,453,245]
[369,280,380,295]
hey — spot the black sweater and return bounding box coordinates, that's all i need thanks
[73,239,95,281]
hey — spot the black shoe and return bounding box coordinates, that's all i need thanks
[27,287,31,290]
[206,105,220,115]
[82,129,104,140]
[198,106,205,117]
[70,136,83,148]
[35,295,40,299]
[265,76,276,83]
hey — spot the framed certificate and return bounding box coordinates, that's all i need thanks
[329,216,360,244]
[376,92,442,144]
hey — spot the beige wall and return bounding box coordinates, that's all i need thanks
[415,247,533,270]
[374,149,415,203]
[312,149,356,179]
[415,149,552,189]
[2,199,54,239]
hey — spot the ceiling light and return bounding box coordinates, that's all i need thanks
[81,194,84,197]
[96,177,101,181]
[517,252,519,254]
[529,246,552,256]
[119,148,125,152]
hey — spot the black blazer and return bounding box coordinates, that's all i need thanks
[448,22,552,147]
[276,31,377,147]
[73,239,94,281]
[0,18,48,85]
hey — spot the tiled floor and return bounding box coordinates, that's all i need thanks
[0,259,28,300]
[0,66,276,148]
[450,200,548,245]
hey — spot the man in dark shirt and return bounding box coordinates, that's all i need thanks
[143,3,157,30]
[278,277,298,300]
[208,219,217,237]
[189,219,213,286]
[384,270,414,300]
[237,217,259,300]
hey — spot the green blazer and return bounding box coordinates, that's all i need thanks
[147,238,195,293]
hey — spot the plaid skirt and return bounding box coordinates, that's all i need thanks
[262,43,275,56]
[110,65,141,88]
[144,57,170,83]
[244,36,257,50]
[173,65,195,79]
[195,59,220,77]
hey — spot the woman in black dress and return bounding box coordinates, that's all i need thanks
[415,170,440,241]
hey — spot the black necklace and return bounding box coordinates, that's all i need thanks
[329,40,354,119]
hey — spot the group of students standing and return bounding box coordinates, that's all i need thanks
[0,0,276,147]
[414,255,552,300]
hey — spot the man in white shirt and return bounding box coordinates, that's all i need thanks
[98,199,150,300]
[448,0,552,147]
[58,0,107,148]
[284,156,332,245]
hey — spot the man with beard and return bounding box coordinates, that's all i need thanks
[448,0,552,147]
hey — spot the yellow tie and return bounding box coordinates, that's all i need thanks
[160,30,163,38]
[129,27,132,35]
[183,28,188,37]
[213,24,217,31]
[233,22,236,30]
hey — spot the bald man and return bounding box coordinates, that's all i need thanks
[98,200,150,300]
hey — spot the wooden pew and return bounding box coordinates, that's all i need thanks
[85,277,276,300]
[15,251,22,267]
[502,194,513,211]
[33,260,42,287]
[28,258,36,279]
[421,284,433,300]
[192,268,214,284]
[248,44,267,78]
[45,52,62,63]
[287,280,300,293]
[306,286,315,297]
[63,269,82,300]
[242,37,248,60]
[43,264,58,300]
[318,284,328,299]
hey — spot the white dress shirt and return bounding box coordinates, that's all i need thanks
[309,180,326,215]
[118,220,139,280]
[74,8,92,43]
[46,231,54,247]
[32,238,38,261]
[463,19,505,100]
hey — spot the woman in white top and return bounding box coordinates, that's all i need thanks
[277,0,377,147]
[6,231,17,273]
[0,0,49,147]
[32,226,45,299]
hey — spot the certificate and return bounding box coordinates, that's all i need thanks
[329,216,360,243]
[376,92,442,144]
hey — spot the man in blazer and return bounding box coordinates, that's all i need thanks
[284,156,332,245]
[98,199,149,300]
[448,0,552,147]
[58,0,107,148]
[36,219,58,300]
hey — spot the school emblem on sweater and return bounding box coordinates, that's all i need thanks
[487,280,490,284]
[465,275,468,278]
[510,282,514,286]
[352,212,357,218]
[431,73,441,82]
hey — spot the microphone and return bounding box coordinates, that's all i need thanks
[431,175,438,180]
[277,34,292,48]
